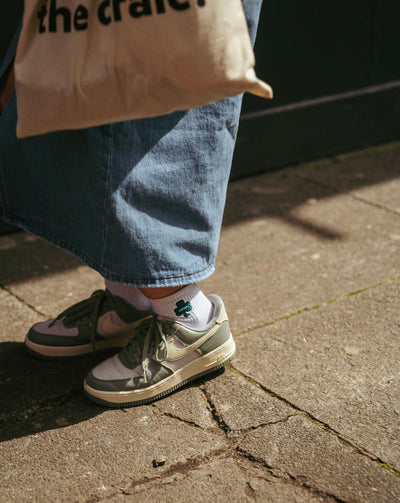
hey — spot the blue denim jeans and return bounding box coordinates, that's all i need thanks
[0,0,263,287]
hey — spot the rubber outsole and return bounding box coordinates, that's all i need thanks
[83,336,236,408]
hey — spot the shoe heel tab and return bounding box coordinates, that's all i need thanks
[209,295,228,325]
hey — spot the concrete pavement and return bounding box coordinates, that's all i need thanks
[1,141,399,502]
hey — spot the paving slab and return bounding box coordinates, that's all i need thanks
[0,231,103,318]
[202,369,294,433]
[1,399,225,502]
[108,456,336,503]
[298,142,400,214]
[203,175,400,333]
[0,289,45,343]
[153,385,216,430]
[234,281,400,471]
[238,415,400,503]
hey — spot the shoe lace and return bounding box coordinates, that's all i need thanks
[122,317,172,383]
[49,290,110,353]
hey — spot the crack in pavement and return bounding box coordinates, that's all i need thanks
[228,365,400,479]
[301,174,400,218]
[199,387,231,435]
[235,448,346,503]
[347,192,400,216]
[0,283,48,318]
[114,449,230,498]
[85,445,343,503]
[228,415,297,436]
[235,277,400,338]
[197,380,345,501]
[151,405,216,433]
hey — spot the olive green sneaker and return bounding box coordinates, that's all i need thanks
[24,290,153,359]
[83,294,235,407]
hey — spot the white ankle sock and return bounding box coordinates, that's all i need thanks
[150,284,214,329]
[105,280,152,311]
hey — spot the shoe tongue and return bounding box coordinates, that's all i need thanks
[118,317,155,369]
[99,291,115,316]
[156,316,173,328]
[118,344,139,369]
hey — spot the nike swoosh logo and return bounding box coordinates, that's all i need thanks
[165,324,220,361]
[101,313,143,336]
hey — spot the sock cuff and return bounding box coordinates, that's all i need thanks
[152,284,200,309]
[150,284,213,328]
[104,279,152,311]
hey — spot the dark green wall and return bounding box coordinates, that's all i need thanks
[234,0,400,177]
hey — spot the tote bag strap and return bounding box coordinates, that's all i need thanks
[0,21,22,78]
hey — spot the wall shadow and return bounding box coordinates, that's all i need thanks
[1,142,399,286]
[224,142,400,237]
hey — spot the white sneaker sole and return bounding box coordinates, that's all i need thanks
[84,335,236,407]
[24,332,136,359]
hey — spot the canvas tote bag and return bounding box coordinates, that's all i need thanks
[14,0,273,138]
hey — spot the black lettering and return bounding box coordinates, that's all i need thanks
[112,0,126,21]
[49,0,71,32]
[168,0,190,10]
[155,0,166,14]
[74,5,89,30]
[129,0,152,18]
[98,0,112,25]
[37,5,47,33]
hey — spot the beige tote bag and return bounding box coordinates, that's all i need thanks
[15,0,272,138]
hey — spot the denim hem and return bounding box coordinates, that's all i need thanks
[2,215,216,287]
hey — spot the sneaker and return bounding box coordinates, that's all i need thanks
[24,290,153,359]
[83,294,235,407]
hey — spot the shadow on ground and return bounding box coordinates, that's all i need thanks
[1,143,399,286]
[0,341,105,440]
[223,144,400,232]
[0,232,82,285]
[0,340,224,442]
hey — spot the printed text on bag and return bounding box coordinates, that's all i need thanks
[37,0,207,33]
